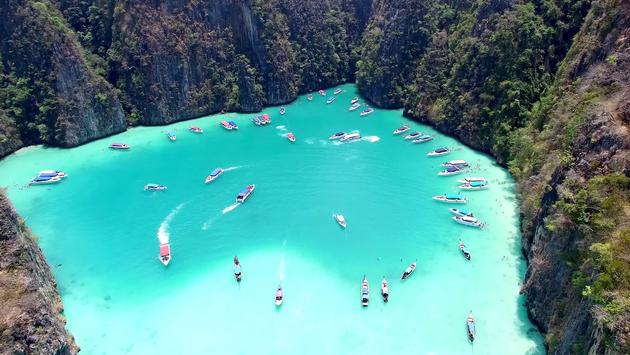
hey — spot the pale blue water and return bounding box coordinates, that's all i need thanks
[0,84,543,354]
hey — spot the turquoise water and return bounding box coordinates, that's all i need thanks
[0,84,543,354]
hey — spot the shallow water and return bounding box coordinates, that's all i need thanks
[0,84,543,354]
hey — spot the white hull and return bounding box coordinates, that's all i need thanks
[427,151,450,157]
[437,170,463,176]
[457,177,488,184]
[433,196,467,204]
[453,216,482,227]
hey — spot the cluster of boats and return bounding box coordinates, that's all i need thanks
[252,113,272,126]
[359,260,417,307]
[221,120,239,130]
[393,125,433,143]
[328,131,362,142]
[29,170,67,185]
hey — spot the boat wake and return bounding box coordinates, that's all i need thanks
[279,240,287,282]
[224,166,242,172]
[362,135,381,143]
[275,125,287,131]
[222,203,239,214]
[304,138,316,145]
[157,203,184,244]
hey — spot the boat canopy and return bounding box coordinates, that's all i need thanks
[446,167,461,172]
[38,172,59,177]
[446,194,464,199]
[435,147,448,152]
[210,168,222,176]
[261,114,270,119]
[32,176,53,182]
[168,131,176,135]
[238,187,250,195]
[470,181,487,187]
[160,244,170,256]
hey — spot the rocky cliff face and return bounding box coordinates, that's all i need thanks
[0,192,78,354]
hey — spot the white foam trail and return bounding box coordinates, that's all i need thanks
[222,203,239,214]
[275,125,287,131]
[224,166,242,172]
[157,203,184,244]
[304,138,315,145]
[279,240,287,282]
[362,135,381,143]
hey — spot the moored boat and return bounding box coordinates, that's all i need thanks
[233,256,242,282]
[427,147,450,157]
[307,93,313,101]
[393,125,410,135]
[403,132,421,140]
[262,113,271,124]
[459,240,471,260]
[457,177,487,184]
[275,286,283,307]
[145,184,168,191]
[29,176,62,185]
[459,181,489,190]
[228,120,239,130]
[359,107,374,117]
[159,243,171,266]
[340,132,361,142]
[189,126,203,133]
[287,132,296,142]
[401,261,417,280]
[442,159,469,168]
[326,96,336,104]
[361,275,369,307]
[437,166,463,176]
[37,170,67,178]
[412,135,433,143]
[351,97,359,104]
[453,215,483,228]
[332,214,347,228]
[253,116,263,126]
[381,277,389,303]
[349,102,361,111]
[333,88,342,95]
[279,107,286,115]
[220,120,233,130]
[449,208,474,217]
[167,131,177,141]
[329,132,346,140]
[467,312,476,342]
[109,142,130,150]
[319,89,326,96]
[205,168,224,184]
[236,184,255,203]
[432,193,467,203]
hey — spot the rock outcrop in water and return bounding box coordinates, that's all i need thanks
[0,192,78,354]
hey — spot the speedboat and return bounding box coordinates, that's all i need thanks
[279,107,286,115]
[37,170,67,178]
[262,113,271,124]
[275,286,283,307]
[29,176,62,185]
[381,277,389,303]
[457,177,487,184]
[412,135,433,143]
[340,132,361,142]
[159,243,171,266]
[361,275,369,307]
[332,214,347,228]
[432,193,467,204]
[351,97,359,104]
[459,181,489,190]
[401,261,417,280]
[205,168,224,183]
[287,132,296,142]
[427,147,450,157]
[459,240,471,260]
[109,143,130,150]
[307,94,313,101]
[233,256,242,282]
[167,131,177,141]
[449,208,474,217]
[326,96,336,104]
[442,159,469,168]
[453,215,482,228]
[393,125,410,135]
[359,107,374,117]
[403,132,421,140]
[228,121,239,130]
[349,102,361,111]
[333,88,342,95]
[236,184,255,203]
[253,116,263,126]
[189,126,203,133]
[220,120,232,130]
[145,184,167,191]
[437,166,463,176]
[319,90,326,96]
[467,312,476,342]
[329,132,346,140]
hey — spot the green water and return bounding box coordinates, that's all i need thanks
[0,84,543,354]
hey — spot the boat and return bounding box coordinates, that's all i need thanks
[319,89,326,96]
[332,214,347,228]
[253,116,263,126]
[437,166,463,176]
[348,102,361,111]
[37,170,67,178]
[29,176,62,185]
[340,132,361,142]
[205,168,224,183]
[453,215,483,228]
[351,97,359,104]
[412,135,433,144]
[459,240,471,260]
[228,120,239,130]
[361,275,369,307]
[427,147,450,157]
[381,277,389,303]
[307,94,313,101]
[442,159,469,168]
[287,132,296,142]
[432,193,467,204]
[403,132,421,140]
[393,125,410,135]
[220,120,232,130]
[459,181,489,190]
[457,177,487,184]
[329,132,346,140]
[467,312,476,342]
[159,243,171,266]
[167,131,177,141]
[233,256,242,282]
[449,208,474,217]
[279,107,286,115]
[359,107,374,117]
[236,184,255,203]
[326,96,335,104]
[275,286,283,307]
[401,261,417,280]
[261,113,271,124]
[189,126,203,133]
[144,184,168,191]
[109,143,130,150]
[333,88,342,95]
